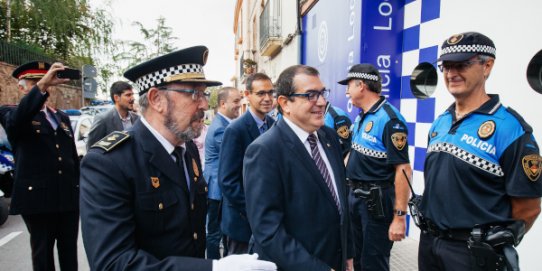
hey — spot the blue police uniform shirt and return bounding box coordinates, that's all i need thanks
[346,96,410,182]
[324,106,348,128]
[420,95,542,229]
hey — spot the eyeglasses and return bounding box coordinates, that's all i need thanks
[252,89,275,98]
[437,60,483,72]
[159,88,210,101]
[288,88,330,102]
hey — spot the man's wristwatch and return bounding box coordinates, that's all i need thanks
[394,209,407,216]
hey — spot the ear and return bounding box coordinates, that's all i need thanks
[277,95,290,115]
[147,88,165,113]
[113,94,120,103]
[483,58,495,78]
[244,90,250,97]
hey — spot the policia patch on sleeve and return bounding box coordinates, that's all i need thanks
[91,131,130,152]
[522,154,542,182]
[391,132,407,151]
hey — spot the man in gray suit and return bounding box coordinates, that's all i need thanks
[86,81,139,148]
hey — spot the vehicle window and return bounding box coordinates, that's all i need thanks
[79,118,92,139]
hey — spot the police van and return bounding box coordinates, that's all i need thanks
[298,0,542,269]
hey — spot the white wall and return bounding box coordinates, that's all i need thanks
[414,1,542,270]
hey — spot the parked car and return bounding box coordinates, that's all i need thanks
[69,114,94,159]
[80,104,113,116]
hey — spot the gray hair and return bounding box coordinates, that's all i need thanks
[138,93,149,115]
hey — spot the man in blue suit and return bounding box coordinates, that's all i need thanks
[204,87,242,259]
[219,73,275,255]
[244,65,354,271]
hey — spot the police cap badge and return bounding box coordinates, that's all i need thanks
[438,32,496,62]
[12,61,51,80]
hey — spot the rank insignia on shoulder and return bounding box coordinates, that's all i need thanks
[391,132,407,151]
[365,121,373,133]
[91,131,130,152]
[192,159,199,177]
[337,125,350,139]
[151,177,160,188]
[522,154,542,182]
[478,120,496,139]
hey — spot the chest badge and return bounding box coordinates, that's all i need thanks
[431,131,438,138]
[151,177,160,188]
[391,132,407,151]
[478,120,496,139]
[364,121,373,133]
[192,159,199,177]
[522,154,542,182]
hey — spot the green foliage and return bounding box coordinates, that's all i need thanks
[207,86,221,110]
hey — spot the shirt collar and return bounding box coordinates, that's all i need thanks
[139,116,185,156]
[367,96,387,114]
[283,117,316,144]
[217,112,232,123]
[117,110,131,122]
[248,107,266,129]
[446,94,501,116]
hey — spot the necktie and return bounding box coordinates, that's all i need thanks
[307,134,340,213]
[41,110,58,130]
[173,146,189,190]
[259,121,268,134]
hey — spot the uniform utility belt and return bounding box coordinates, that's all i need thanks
[425,219,471,241]
[346,180,393,190]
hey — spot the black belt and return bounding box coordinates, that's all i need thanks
[346,179,393,190]
[425,219,471,241]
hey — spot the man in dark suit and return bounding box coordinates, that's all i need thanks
[86,80,139,148]
[244,65,354,271]
[80,46,276,271]
[5,61,80,271]
[204,86,242,259]
[219,73,275,255]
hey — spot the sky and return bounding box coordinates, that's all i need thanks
[90,0,236,90]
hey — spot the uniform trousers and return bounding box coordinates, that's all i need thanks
[418,231,471,271]
[349,187,394,271]
[22,210,79,271]
[206,199,223,259]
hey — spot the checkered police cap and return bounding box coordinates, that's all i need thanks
[438,32,496,62]
[338,63,381,85]
[123,46,222,95]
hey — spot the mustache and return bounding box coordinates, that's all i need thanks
[192,110,205,121]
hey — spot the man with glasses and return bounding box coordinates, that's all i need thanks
[419,32,541,271]
[244,65,353,271]
[219,72,275,255]
[80,46,276,271]
[339,63,411,271]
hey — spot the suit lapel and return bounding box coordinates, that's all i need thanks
[137,122,189,194]
[111,109,124,131]
[243,112,260,140]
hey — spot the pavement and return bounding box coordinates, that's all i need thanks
[390,237,419,271]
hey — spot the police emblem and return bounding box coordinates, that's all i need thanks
[522,154,542,182]
[337,125,350,139]
[447,34,464,45]
[151,177,160,188]
[391,132,407,151]
[365,121,373,133]
[478,120,496,139]
[192,159,199,177]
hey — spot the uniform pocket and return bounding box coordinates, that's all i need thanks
[138,190,179,231]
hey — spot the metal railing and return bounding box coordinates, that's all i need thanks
[259,0,281,49]
[0,40,59,66]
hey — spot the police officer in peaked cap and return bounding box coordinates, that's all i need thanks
[79,45,277,271]
[419,32,542,271]
[4,61,80,271]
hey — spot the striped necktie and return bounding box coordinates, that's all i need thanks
[307,134,340,213]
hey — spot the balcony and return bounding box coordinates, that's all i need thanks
[259,0,282,57]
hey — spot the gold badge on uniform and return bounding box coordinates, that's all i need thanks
[365,121,373,133]
[32,121,41,125]
[431,131,438,138]
[478,120,496,139]
[337,125,350,139]
[391,132,407,151]
[447,34,464,45]
[151,177,160,188]
[522,154,542,182]
[192,159,199,177]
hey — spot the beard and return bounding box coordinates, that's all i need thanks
[164,95,204,142]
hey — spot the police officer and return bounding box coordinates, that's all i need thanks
[324,102,352,158]
[419,32,542,270]
[5,61,80,271]
[80,46,276,271]
[339,64,412,271]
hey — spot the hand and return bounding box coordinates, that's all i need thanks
[213,253,277,271]
[346,258,353,271]
[36,62,70,92]
[388,216,406,241]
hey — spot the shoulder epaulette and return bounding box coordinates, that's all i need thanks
[505,107,533,133]
[91,131,130,152]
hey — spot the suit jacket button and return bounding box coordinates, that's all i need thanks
[191,203,195,210]
[204,187,208,192]
[58,157,62,161]
[56,144,60,149]
[28,186,33,191]
[158,203,164,210]
[193,233,198,240]
[58,170,62,175]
